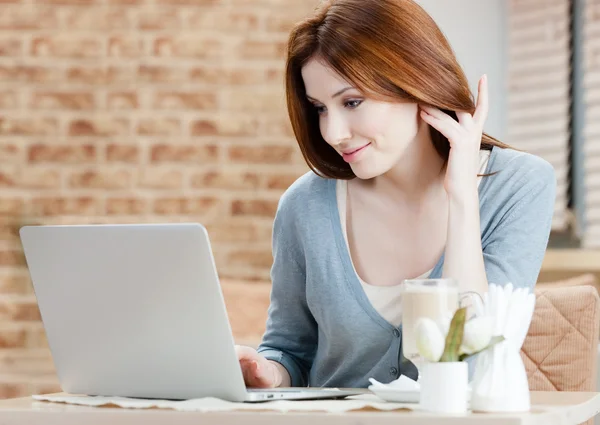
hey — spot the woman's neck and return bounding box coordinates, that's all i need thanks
[356,120,446,203]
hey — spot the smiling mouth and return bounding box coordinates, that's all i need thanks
[342,144,369,155]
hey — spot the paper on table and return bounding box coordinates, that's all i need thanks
[368,376,421,391]
[32,393,415,414]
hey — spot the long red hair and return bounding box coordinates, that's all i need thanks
[285,0,510,179]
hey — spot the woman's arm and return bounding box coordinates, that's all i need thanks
[256,194,318,387]
[443,188,488,294]
[477,164,556,290]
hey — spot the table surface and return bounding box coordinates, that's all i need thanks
[0,391,597,425]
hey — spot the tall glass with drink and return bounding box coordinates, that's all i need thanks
[401,278,460,379]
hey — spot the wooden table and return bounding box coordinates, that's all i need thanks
[0,391,597,424]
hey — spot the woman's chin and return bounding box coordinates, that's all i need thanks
[350,163,384,180]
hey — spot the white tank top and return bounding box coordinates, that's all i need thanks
[336,150,491,327]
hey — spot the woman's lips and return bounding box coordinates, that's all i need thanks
[342,143,370,163]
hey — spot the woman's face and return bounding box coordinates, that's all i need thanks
[301,58,423,180]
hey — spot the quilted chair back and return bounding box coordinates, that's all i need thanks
[521,285,600,424]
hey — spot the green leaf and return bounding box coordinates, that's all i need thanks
[440,307,467,362]
[458,335,505,362]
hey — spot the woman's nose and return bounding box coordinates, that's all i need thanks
[322,113,352,147]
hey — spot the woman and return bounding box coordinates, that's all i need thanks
[236,0,556,389]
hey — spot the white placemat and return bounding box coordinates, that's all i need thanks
[32,393,415,413]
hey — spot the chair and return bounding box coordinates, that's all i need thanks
[521,285,600,425]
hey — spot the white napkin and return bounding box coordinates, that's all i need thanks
[470,283,535,412]
[368,376,420,391]
[32,393,414,413]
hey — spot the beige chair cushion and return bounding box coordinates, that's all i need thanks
[521,285,600,392]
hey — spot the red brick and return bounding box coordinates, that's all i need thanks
[237,40,286,60]
[217,116,260,137]
[228,146,294,164]
[264,169,300,190]
[153,92,217,110]
[150,144,218,163]
[0,65,62,83]
[0,329,27,348]
[0,274,33,294]
[205,221,258,243]
[153,197,221,215]
[266,68,284,83]
[0,6,59,29]
[231,199,278,217]
[28,145,95,163]
[138,66,188,83]
[68,118,130,136]
[20,169,61,189]
[0,91,18,108]
[0,168,16,187]
[137,118,182,136]
[31,197,99,216]
[264,9,305,32]
[35,0,97,3]
[187,8,260,31]
[223,90,284,111]
[63,7,132,30]
[153,36,223,58]
[228,250,273,269]
[32,383,62,396]
[106,198,148,215]
[106,144,139,163]
[0,143,21,162]
[138,170,183,189]
[0,117,58,135]
[0,199,23,215]
[0,250,26,266]
[189,67,267,85]
[0,38,21,56]
[66,66,135,85]
[68,170,131,190]
[107,92,138,109]
[26,326,48,348]
[108,35,144,57]
[191,171,260,190]
[30,92,95,110]
[264,117,294,137]
[0,297,41,321]
[156,0,221,4]
[139,7,182,30]
[0,384,29,399]
[229,0,297,4]
[31,35,103,58]
[190,119,218,136]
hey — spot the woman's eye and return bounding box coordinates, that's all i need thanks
[314,105,326,115]
[345,99,362,109]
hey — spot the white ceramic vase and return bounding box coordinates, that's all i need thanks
[420,361,469,414]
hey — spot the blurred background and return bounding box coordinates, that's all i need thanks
[0,0,594,398]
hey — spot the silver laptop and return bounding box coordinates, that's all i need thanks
[19,223,364,402]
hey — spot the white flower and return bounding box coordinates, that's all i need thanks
[415,317,445,362]
[438,312,453,337]
[460,315,493,355]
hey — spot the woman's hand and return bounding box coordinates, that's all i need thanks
[419,74,489,201]
[235,345,286,388]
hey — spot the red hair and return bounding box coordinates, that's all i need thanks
[286,0,510,179]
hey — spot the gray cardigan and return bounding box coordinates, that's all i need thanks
[257,147,556,388]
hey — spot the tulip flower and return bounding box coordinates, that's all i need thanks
[415,317,445,362]
[460,315,493,355]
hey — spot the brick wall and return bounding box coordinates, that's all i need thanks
[0,0,316,398]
